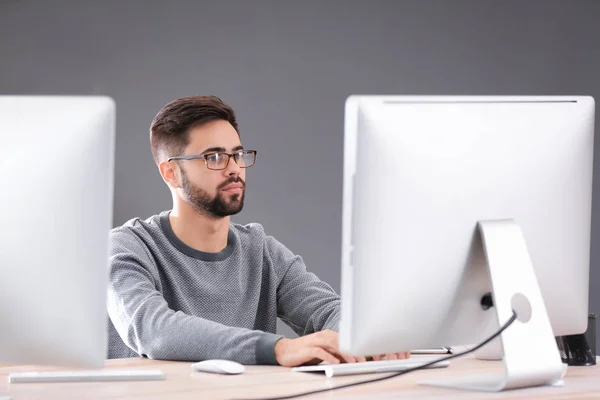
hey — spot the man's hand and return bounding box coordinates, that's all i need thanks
[274,329,410,367]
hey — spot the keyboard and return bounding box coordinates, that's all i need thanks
[8,369,165,383]
[292,356,450,377]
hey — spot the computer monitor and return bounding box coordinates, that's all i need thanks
[0,96,115,368]
[339,95,595,391]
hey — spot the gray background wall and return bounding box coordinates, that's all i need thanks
[2,0,599,346]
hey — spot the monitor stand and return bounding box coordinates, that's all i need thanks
[419,219,566,392]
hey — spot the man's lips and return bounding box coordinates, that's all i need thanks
[222,183,244,191]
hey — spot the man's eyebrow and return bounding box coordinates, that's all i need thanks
[199,145,245,154]
[200,145,244,154]
[200,146,226,154]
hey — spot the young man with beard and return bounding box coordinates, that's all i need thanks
[107,96,409,366]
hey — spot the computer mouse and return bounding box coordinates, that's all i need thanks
[191,359,245,375]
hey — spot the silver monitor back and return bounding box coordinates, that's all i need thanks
[0,96,115,368]
[340,96,594,356]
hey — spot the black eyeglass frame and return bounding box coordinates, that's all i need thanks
[167,150,257,170]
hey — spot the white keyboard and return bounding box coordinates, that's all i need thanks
[292,356,450,378]
[8,369,165,383]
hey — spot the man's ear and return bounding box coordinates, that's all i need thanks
[158,160,181,189]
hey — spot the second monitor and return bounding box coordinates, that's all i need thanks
[339,95,595,391]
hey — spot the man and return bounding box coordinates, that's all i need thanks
[107,96,409,366]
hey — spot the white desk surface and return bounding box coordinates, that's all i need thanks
[1,353,600,399]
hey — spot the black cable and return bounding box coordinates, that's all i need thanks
[234,310,518,400]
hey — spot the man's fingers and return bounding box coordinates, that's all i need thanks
[321,345,357,363]
[332,351,356,364]
[356,356,367,363]
[366,352,410,362]
[309,347,340,365]
[339,352,358,364]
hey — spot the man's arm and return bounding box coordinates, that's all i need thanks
[266,235,341,336]
[108,229,282,364]
[266,235,411,366]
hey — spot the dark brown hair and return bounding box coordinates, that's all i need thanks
[149,96,239,164]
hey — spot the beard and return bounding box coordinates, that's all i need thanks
[180,169,245,218]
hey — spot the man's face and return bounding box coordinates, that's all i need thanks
[175,120,247,218]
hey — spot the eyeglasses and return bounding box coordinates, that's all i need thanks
[167,150,257,170]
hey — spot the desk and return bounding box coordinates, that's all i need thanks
[1,355,600,399]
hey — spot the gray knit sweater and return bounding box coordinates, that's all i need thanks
[107,211,341,364]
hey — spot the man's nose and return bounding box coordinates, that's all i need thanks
[225,155,242,177]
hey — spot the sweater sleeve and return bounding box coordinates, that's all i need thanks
[266,235,341,336]
[107,229,283,364]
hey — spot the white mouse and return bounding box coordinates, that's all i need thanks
[191,359,245,375]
